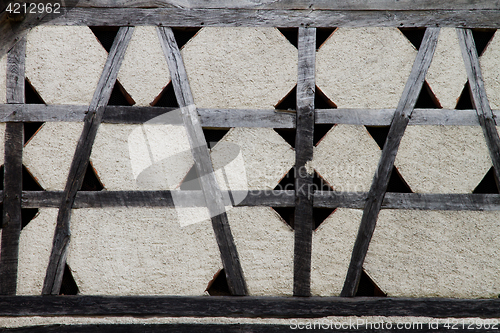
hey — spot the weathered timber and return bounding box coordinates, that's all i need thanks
[3,104,500,127]
[316,108,487,126]
[0,296,499,318]
[294,27,316,297]
[457,28,500,191]
[72,1,500,10]
[42,27,134,295]
[20,190,296,209]
[157,26,247,296]
[0,37,25,295]
[43,8,500,28]
[313,192,500,211]
[340,28,440,297]
[12,191,500,211]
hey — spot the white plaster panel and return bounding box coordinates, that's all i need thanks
[311,208,362,296]
[395,126,492,193]
[365,210,500,298]
[316,28,416,108]
[16,209,58,295]
[426,28,468,109]
[25,26,107,105]
[117,26,171,106]
[23,122,83,191]
[181,27,297,109]
[228,207,294,296]
[68,208,221,295]
[312,124,381,192]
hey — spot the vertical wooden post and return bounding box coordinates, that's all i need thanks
[457,28,500,186]
[341,28,440,297]
[157,27,247,296]
[293,27,316,297]
[42,27,134,295]
[0,38,26,295]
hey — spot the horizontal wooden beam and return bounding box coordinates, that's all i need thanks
[313,192,500,211]
[0,105,496,126]
[1,190,498,211]
[19,190,295,208]
[40,8,500,28]
[0,296,498,318]
[72,1,500,11]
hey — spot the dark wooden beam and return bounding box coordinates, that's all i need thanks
[457,28,500,191]
[293,27,316,297]
[340,28,440,297]
[19,190,295,209]
[0,296,499,318]
[3,190,500,211]
[313,192,500,211]
[0,37,25,295]
[157,26,247,296]
[42,27,134,295]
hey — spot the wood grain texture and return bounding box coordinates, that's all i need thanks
[157,26,247,296]
[340,28,440,297]
[313,192,500,211]
[42,27,134,296]
[0,296,499,318]
[2,104,500,126]
[5,190,500,211]
[457,28,500,191]
[72,0,500,11]
[20,190,296,209]
[0,37,25,295]
[293,27,316,297]
[43,8,500,28]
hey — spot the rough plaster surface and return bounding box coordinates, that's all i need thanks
[228,207,293,296]
[480,31,500,109]
[91,123,193,190]
[395,126,492,193]
[23,122,83,191]
[16,209,57,295]
[25,26,107,105]
[0,54,6,103]
[426,28,468,109]
[311,124,381,192]
[365,210,500,298]
[316,28,416,108]
[68,208,221,295]
[211,127,295,190]
[311,208,361,296]
[181,27,297,109]
[117,26,170,106]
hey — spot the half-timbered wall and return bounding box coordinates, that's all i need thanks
[2,1,500,331]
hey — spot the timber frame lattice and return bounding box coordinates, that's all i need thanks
[2,1,500,331]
